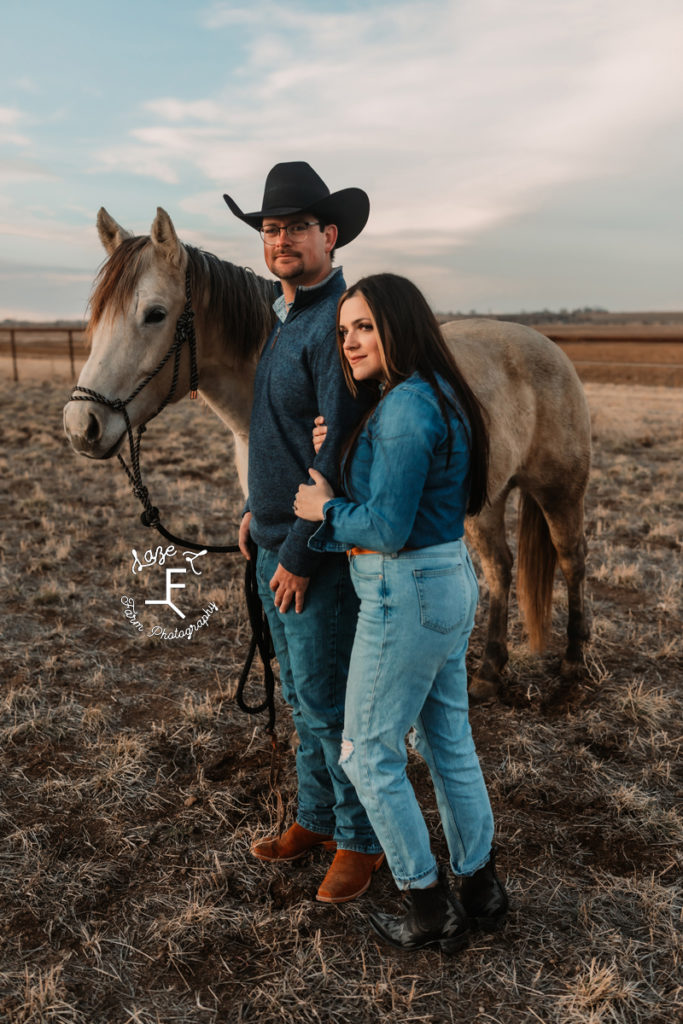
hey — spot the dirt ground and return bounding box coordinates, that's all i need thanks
[1,371,681,1024]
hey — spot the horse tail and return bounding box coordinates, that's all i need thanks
[517,493,557,652]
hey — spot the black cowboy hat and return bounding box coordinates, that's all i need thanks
[223,161,369,248]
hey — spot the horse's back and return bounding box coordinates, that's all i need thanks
[442,318,591,498]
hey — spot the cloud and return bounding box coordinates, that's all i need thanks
[0,261,94,320]
[201,3,261,28]
[144,99,225,123]
[5,0,682,316]
[89,143,181,185]
[0,159,57,185]
[89,0,683,258]
[0,264,93,285]
[0,219,81,243]
[12,76,40,95]
[0,108,23,126]
[0,106,30,146]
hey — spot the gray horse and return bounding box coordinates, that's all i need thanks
[63,208,591,699]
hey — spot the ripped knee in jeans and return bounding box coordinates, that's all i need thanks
[339,736,354,764]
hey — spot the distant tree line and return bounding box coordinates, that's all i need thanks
[435,306,609,325]
[1,319,87,328]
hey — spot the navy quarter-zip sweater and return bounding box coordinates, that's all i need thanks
[246,268,374,577]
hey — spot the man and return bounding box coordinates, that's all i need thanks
[223,161,384,903]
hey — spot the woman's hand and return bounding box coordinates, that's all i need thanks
[294,468,334,522]
[312,415,328,454]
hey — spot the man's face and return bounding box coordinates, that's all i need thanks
[262,213,338,290]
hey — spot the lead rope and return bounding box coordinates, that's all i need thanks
[69,269,277,738]
[205,537,279,782]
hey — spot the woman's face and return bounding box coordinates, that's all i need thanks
[338,294,385,382]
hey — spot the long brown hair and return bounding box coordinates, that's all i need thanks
[336,273,489,516]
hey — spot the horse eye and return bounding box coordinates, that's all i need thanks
[144,307,167,325]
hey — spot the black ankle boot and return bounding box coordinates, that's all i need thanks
[460,847,509,932]
[368,875,469,953]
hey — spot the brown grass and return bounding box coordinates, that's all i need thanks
[0,378,681,1023]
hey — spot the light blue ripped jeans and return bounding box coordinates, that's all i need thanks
[340,540,495,889]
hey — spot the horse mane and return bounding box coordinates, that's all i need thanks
[88,236,151,337]
[88,236,276,364]
[185,244,276,363]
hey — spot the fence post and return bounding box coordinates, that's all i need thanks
[68,330,75,379]
[10,329,19,383]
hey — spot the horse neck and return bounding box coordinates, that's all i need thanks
[187,246,275,436]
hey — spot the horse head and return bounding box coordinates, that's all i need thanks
[63,207,194,459]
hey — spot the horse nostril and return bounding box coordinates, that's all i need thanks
[85,412,102,444]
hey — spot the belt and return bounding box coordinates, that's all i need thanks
[347,546,414,556]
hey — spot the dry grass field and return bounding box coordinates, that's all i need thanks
[1,370,681,1023]
[536,324,683,388]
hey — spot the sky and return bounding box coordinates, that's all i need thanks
[1,0,682,320]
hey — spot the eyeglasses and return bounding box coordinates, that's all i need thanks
[259,221,321,244]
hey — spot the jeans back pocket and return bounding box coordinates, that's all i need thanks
[413,564,468,634]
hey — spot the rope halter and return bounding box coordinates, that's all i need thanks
[69,267,199,527]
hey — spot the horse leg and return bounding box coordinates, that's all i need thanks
[465,493,513,701]
[535,488,590,674]
[232,431,249,498]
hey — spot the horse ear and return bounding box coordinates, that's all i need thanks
[97,208,131,255]
[150,207,182,267]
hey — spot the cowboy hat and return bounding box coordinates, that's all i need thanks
[223,161,369,248]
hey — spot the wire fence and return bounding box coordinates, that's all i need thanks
[2,325,683,386]
[0,325,88,382]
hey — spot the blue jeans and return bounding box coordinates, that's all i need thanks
[256,546,381,854]
[341,540,494,888]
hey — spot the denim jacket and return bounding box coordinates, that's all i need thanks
[309,373,471,555]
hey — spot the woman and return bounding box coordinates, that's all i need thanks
[294,273,508,953]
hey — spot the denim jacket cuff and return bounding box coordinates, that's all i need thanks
[307,499,350,554]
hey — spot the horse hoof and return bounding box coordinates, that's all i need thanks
[468,676,500,704]
[559,657,584,679]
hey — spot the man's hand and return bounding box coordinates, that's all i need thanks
[238,512,252,559]
[269,563,310,614]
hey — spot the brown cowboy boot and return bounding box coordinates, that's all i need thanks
[251,822,336,863]
[316,849,385,903]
